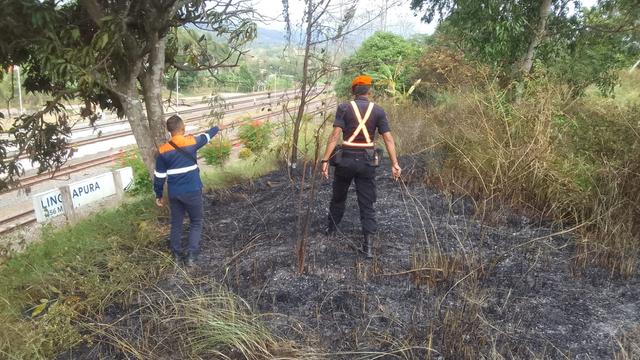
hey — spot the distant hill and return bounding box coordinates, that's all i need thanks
[254,27,288,46]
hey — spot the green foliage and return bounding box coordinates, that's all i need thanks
[180,291,285,358]
[336,32,424,97]
[165,70,200,91]
[201,154,278,190]
[118,151,152,196]
[266,74,293,91]
[238,120,272,153]
[409,0,639,95]
[540,5,639,96]
[0,0,258,182]
[236,64,257,92]
[238,147,253,159]
[201,138,232,166]
[0,198,166,358]
[420,0,539,68]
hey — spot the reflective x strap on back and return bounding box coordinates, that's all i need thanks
[344,101,375,147]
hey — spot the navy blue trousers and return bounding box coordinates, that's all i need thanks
[169,190,204,257]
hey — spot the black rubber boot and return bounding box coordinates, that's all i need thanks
[363,234,373,259]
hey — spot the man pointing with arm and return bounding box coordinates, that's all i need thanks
[321,75,401,259]
[154,115,224,267]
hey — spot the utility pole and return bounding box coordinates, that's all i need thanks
[175,69,179,114]
[380,0,388,32]
[15,65,23,115]
[274,72,278,93]
[175,32,180,114]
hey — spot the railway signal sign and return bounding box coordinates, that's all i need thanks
[32,167,133,222]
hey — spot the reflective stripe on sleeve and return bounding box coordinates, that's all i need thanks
[203,133,211,142]
[166,164,198,175]
[154,171,167,178]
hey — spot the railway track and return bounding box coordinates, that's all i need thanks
[9,88,322,161]
[67,87,309,134]
[0,101,334,235]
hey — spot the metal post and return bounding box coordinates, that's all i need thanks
[175,69,179,114]
[15,65,23,115]
[274,73,277,93]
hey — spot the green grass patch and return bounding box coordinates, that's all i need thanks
[201,154,279,190]
[117,150,153,195]
[0,196,169,359]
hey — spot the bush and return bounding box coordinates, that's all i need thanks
[238,147,253,159]
[201,138,232,166]
[412,46,489,102]
[238,119,272,153]
[119,151,152,196]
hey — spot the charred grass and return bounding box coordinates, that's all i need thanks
[387,72,640,278]
[188,158,640,358]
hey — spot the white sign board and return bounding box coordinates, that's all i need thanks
[32,167,134,223]
[117,166,134,191]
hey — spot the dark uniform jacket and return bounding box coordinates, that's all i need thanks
[153,126,219,198]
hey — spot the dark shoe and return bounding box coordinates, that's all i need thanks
[185,256,197,267]
[362,234,373,259]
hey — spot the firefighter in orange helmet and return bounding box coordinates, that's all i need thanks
[320,75,401,259]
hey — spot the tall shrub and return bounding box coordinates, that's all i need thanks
[238,120,272,153]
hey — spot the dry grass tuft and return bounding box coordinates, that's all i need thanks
[614,326,640,360]
[410,248,485,289]
[390,72,640,276]
[87,277,301,359]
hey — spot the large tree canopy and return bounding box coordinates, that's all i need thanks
[409,0,639,94]
[0,0,256,189]
[335,32,424,97]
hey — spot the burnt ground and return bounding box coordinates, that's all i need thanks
[61,155,640,359]
[181,155,639,359]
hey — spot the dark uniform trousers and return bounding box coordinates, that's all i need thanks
[328,151,377,235]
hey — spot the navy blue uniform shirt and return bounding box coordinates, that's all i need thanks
[333,95,391,147]
[153,126,219,198]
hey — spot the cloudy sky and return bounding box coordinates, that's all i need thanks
[254,0,600,37]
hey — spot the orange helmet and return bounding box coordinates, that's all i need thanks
[351,75,373,88]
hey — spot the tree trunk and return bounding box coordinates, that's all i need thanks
[120,87,157,178]
[290,2,314,167]
[142,35,169,148]
[519,0,553,74]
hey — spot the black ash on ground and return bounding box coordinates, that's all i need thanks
[188,156,640,359]
[60,155,640,359]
